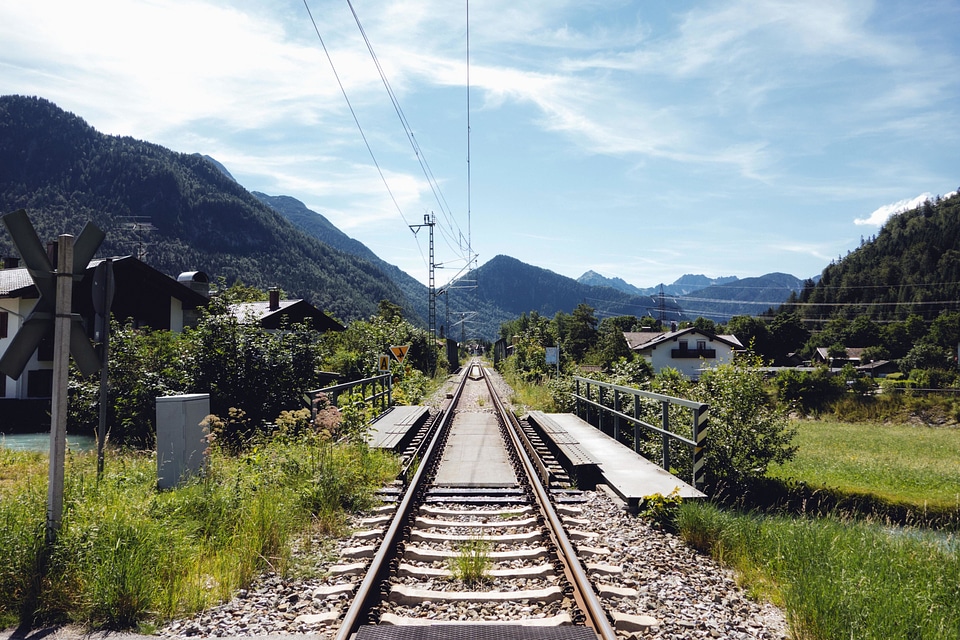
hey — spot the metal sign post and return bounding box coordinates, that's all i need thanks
[92,259,115,477]
[0,210,104,543]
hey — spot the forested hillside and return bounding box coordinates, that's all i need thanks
[798,192,960,322]
[252,192,427,325]
[0,95,408,322]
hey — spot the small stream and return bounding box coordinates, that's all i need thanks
[0,432,97,453]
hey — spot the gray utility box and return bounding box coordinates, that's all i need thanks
[156,393,210,490]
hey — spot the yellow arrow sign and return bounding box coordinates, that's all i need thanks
[390,345,410,363]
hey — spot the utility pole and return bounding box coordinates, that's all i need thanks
[409,214,436,339]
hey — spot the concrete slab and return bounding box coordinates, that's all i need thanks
[433,412,518,487]
[366,406,429,451]
[528,412,705,507]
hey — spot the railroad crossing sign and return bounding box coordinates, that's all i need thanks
[0,209,104,379]
[389,345,410,363]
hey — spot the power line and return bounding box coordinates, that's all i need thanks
[301,0,413,236]
[342,0,478,278]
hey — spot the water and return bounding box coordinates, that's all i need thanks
[0,432,98,453]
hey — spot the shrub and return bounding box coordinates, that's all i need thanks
[694,356,797,496]
[774,366,845,415]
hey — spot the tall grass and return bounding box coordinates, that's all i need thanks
[448,536,491,585]
[676,502,960,640]
[499,369,557,412]
[0,433,399,629]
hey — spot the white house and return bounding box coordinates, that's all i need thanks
[624,327,744,379]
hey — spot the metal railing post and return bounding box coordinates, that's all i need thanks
[598,386,606,434]
[633,391,641,453]
[661,401,670,471]
[574,378,581,418]
[613,389,621,442]
[692,405,709,491]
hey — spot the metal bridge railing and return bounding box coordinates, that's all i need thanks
[306,373,392,421]
[573,376,709,491]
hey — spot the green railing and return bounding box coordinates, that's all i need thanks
[573,376,709,491]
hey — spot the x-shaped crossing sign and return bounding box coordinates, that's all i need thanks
[0,209,104,378]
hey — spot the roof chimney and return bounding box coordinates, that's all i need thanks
[269,288,280,311]
[177,271,210,298]
[2,257,19,269]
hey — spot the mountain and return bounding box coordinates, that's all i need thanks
[0,95,409,323]
[677,272,805,322]
[577,271,738,297]
[798,192,960,323]
[250,192,427,325]
[445,256,685,341]
[671,274,739,295]
[577,270,647,296]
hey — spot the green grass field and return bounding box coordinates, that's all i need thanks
[673,417,960,640]
[770,419,960,510]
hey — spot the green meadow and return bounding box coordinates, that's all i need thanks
[678,418,960,640]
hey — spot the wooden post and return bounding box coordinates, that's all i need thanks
[47,234,73,543]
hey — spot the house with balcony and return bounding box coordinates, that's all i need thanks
[624,327,744,379]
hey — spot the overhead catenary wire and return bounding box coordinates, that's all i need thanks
[301,0,415,237]
[343,0,473,268]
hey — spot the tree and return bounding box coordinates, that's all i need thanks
[724,316,771,359]
[924,311,960,351]
[768,312,809,362]
[565,304,598,363]
[590,317,633,367]
[693,317,716,334]
[694,355,797,495]
[899,343,953,374]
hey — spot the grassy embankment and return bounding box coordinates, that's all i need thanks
[0,434,399,631]
[680,418,960,640]
[503,371,960,639]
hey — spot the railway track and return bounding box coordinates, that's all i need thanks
[335,361,617,640]
[159,363,789,640]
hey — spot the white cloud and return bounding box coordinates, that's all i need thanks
[854,193,933,226]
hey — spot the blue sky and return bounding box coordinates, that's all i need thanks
[3,0,958,290]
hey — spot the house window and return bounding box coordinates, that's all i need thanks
[27,369,53,398]
[679,340,688,352]
[0,311,7,338]
[697,340,706,351]
[37,332,54,361]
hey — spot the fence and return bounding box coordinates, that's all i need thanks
[306,373,392,422]
[573,376,709,491]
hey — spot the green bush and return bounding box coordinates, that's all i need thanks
[774,366,845,415]
[694,356,797,496]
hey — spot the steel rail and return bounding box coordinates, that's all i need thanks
[483,363,619,640]
[333,365,470,640]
